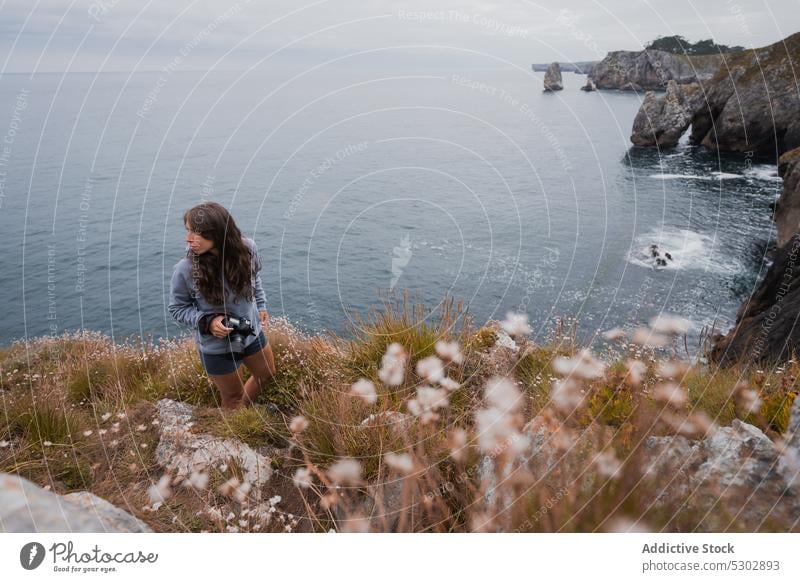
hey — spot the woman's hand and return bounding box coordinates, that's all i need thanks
[259,310,269,330]
[210,315,234,338]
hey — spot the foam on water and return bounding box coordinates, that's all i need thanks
[627,227,743,275]
[744,164,782,182]
[649,172,742,181]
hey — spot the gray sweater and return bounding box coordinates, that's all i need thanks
[168,236,267,355]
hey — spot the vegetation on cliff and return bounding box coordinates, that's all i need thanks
[645,35,744,55]
[2,294,799,532]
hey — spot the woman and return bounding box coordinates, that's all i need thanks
[168,202,276,409]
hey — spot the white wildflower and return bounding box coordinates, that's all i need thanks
[551,378,585,414]
[384,452,414,475]
[625,359,647,387]
[416,355,444,383]
[292,467,313,489]
[631,326,669,348]
[448,428,468,461]
[649,314,692,335]
[378,343,407,386]
[406,385,449,424]
[484,376,522,412]
[148,474,172,504]
[327,458,362,485]
[435,340,463,364]
[602,327,626,341]
[349,379,377,405]
[657,359,689,379]
[553,349,605,380]
[501,311,532,337]
[184,471,209,490]
[737,388,762,416]
[218,477,240,498]
[438,376,461,392]
[652,382,688,408]
[474,406,517,454]
[289,416,309,434]
[593,449,622,479]
[100,412,112,422]
[607,517,651,533]
[82,430,93,437]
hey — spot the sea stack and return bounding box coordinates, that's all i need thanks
[543,62,563,92]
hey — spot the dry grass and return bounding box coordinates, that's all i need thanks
[1,301,799,533]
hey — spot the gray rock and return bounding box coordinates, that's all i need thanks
[580,78,596,92]
[643,419,800,530]
[154,399,273,498]
[61,491,151,533]
[543,62,563,92]
[590,49,723,90]
[0,473,151,532]
[630,81,705,146]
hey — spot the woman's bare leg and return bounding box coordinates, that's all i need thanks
[241,344,276,406]
[208,370,246,409]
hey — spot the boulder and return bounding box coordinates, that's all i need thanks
[543,62,563,92]
[0,473,151,532]
[580,78,597,92]
[630,81,705,146]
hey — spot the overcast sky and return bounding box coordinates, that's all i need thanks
[1,0,798,73]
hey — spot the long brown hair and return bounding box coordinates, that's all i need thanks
[183,202,259,306]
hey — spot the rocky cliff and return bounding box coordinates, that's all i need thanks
[630,80,704,146]
[711,148,800,365]
[630,33,800,156]
[590,49,723,90]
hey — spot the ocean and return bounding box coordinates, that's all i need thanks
[0,67,783,354]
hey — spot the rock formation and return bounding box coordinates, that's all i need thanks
[629,33,800,156]
[711,147,800,364]
[580,78,596,92]
[0,473,152,532]
[590,49,723,90]
[543,62,563,92]
[691,32,800,155]
[630,80,704,146]
[155,399,274,496]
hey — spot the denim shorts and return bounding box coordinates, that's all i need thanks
[198,331,269,376]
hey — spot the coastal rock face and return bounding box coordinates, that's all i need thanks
[711,147,800,364]
[644,416,800,530]
[0,473,152,532]
[775,149,800,248]
[691,33,800,155]
[630,81,704,146]
[590,49,723,90]
[580,78,596,92]
[543,62,563,91]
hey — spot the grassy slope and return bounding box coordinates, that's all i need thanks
[1,293,797,532]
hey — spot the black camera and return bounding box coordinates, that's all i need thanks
[221,314,255,354]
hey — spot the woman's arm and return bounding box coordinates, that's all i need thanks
[248,238,268,312]
[168,265,205,331]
